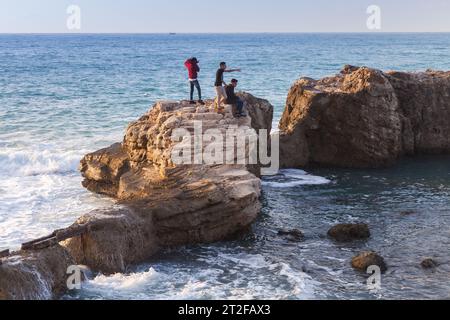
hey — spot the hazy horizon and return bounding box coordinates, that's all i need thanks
[1,0,450,33]
[2,31,450,35]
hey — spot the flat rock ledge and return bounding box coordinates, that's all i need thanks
[280,66,450,168]
[0,94,273,300]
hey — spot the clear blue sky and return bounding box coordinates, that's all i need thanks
[1,0,450,33]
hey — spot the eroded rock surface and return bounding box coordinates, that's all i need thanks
[0,246,75,300]
[280,66,450,168]
[73,96,272,270]
[0,94,273,299]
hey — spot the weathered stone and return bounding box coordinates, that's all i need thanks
[279,66,450,168]
[0,246,75,300]
[351,251,387,273]
[238,92,273,133]
[79,142,130,197]
[328,223,370,242]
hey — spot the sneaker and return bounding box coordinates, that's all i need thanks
[198,100,205,105]
[189,100,196,104]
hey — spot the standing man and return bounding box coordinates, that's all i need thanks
[225,79,246,117]
[184,57,204,105]
[214,62,241,111]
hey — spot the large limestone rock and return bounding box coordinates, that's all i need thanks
[0,93,273,300]
[73,95,272,271]
[387,70,450,155]
[280,66,450,168]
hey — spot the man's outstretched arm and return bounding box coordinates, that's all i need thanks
[224,68,241,73]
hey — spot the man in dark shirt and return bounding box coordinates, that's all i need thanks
[214,62,241,111]
[225,79,246,117]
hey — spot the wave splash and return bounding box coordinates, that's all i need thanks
[263,169,331,188]
[0,147,83,177]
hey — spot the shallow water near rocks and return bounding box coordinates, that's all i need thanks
[1,34,450,299]
[64,157,450,300]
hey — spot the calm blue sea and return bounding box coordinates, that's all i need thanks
[1,34,450,300]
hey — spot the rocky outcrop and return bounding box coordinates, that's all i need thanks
[327,223,371,242]
[0,94,273,299]
[76,96,271,262]
[280,66,450,168]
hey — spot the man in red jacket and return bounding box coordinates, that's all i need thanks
[184,57,204,105]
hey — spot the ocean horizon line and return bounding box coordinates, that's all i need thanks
[1,31,450,36]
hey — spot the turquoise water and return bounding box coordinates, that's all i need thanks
[1,34,450,299]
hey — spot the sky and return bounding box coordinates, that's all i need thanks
[1,0,450,33]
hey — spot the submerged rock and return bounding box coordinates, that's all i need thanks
[277,229,304,242]
[327,223,370,242]
[400,210,417,217]
[421,258,439,269]
[351,251,387,273]
[279,66,450,168]
[0,94,273,300]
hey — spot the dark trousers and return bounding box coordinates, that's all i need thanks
[236,98,244,114]
[190,80,201,101]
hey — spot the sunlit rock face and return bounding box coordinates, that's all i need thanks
[279,66,450,168]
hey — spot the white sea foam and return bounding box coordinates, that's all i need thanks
[0,143,115,249]
[0,173,114,249]
[262,169,331,188]
[86,268,161,291]
[71,251,318,300]
[0,148,82,177]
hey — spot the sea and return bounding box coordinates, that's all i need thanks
[0,33,450,300]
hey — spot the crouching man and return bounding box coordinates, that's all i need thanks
[225,79,246,117]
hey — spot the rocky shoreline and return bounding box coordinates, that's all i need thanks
[1,66,449,300]
[0,94,273,299]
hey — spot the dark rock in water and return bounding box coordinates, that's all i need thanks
[278,229,304,242]
[279,66,450,168]
[351,251,387,273]
[334,198,351,205]
[421,258,439,269]
[401,210,417,216]
[327,223,370,242]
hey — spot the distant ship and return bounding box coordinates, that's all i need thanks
[169,33,176,35]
